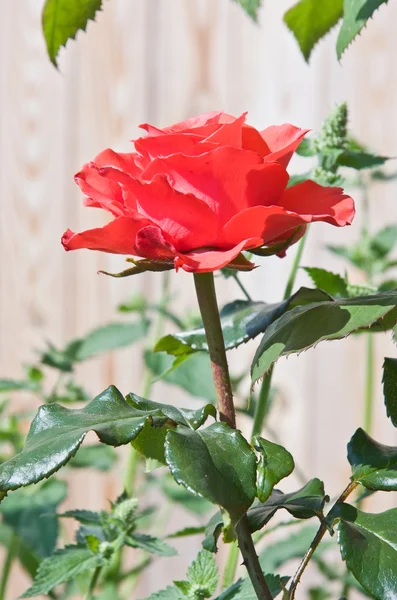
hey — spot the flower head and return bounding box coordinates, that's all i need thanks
[62,112,355,273]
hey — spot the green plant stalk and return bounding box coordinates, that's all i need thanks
[84,566,102,600]
[285,480,358,600]
[221,541,240,589]
[251,234,307,439]
[193,272,272,600]
[0,533,18,600]
[363,333,374,434]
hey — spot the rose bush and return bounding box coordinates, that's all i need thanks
[62,112,355,272]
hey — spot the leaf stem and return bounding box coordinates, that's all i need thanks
[286,480,358,599]
[283,235,307,300]
[363,333,374,434]
[0,533,18,600]
[222,541,240,589]
[232,273,252,301]
[193,272,272,600]
[84,566,102,600]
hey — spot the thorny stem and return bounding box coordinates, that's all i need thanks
[286,480,358,600]
[193,272,272,600]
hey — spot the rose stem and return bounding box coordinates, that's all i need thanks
[193,272,273,600]
[285,481,358,600]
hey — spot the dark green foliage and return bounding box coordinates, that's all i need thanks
[42,0,103,66]
[251,290,397,383]
[284,0,343,61]
[254,437,294,503]
[165,423,256,533]
[383,357,397,426]
[336,503,397,599]
[348,428,397,490]
[247,479,328,532]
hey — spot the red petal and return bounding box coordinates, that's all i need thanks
[242,124,271,155]
[75,163,126,217]
[135,225,179,260]
[125,174,220,252]
[139,111,224,137]
[134,133,218,166]
[175,237,262,273]
[61,217,149,254]
[205,113,247,147]
[220,205,306,247]
[245,162,289,208]
[141,146,264,225]
[280,180,355,226]
[93,149,142,177]
[261,124,310,167]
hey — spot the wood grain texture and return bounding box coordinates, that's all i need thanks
[1,0,397,596]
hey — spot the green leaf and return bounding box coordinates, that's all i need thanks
[42,321,149,372]
[0,386,168,493]
[336,502,397,599]
[337,149,390,170]
[157,288,332,357]
[247,479,328,532]
[254,437,294,503]
[233,0,262,21]
[284,0,343,62]
[337,0,390,59]
[165,423,256,532]
[347,428,397,490]
[127,394,216,430]
[383,357,397,426]
[303,267,348,297]
[126,533,177,557]
[0,479,67,558]
[22,545,105,597]
[69,444,118,471]
[161,475,213,516]
[215,574,289,600]
[251,290,397,383]
[371,226,397,258]
[167,526,206,539]
[42,0,103,67]
[146,587,184,600]
[132,419,171,465]
[144,351,216,402]
[186,549,219,597]
[0,379,39,393]
[296,138,316,157]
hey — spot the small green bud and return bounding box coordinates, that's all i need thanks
[113,497,138,522]
[312,167,343,186]
[314,102,349,154]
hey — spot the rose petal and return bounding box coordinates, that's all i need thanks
[124,174,220,252]
[280,180,355,226]
[220,205,307,247]
[134,133,218,166]
[245,162,289,208]
[261,124,310,167]
[175,237,262,273]
[93,148,142,177]
[139,111,224,136]
[141,146,264,224]
[75,163,126,217]
[205,113,247,147]
[61,217,150,254]
[135,225,179,260]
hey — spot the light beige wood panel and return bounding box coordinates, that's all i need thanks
[1,0,397,597]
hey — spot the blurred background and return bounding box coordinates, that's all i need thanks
[1,0,397,597]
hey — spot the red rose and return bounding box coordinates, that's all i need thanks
[62,112,354,273]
